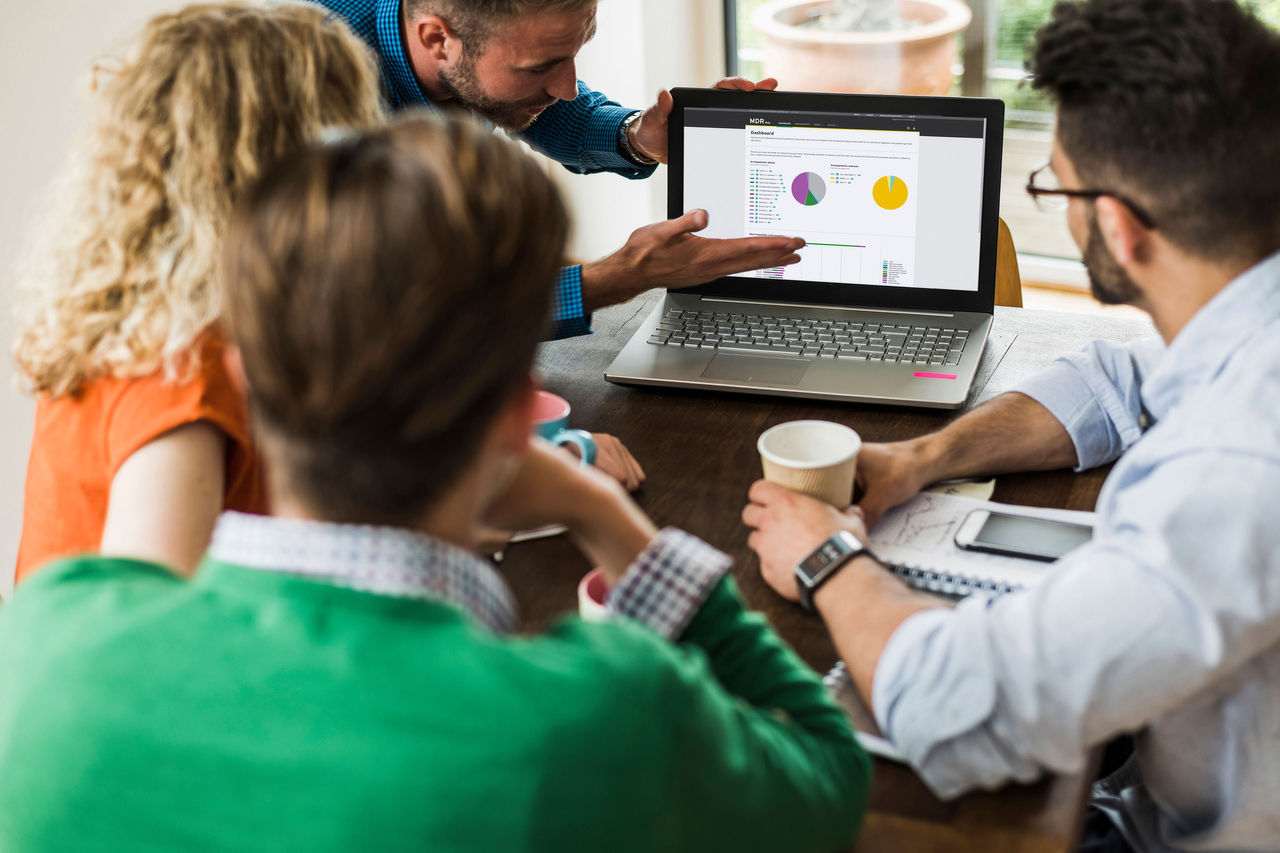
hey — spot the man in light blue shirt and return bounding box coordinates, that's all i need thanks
[741,1,1280,850]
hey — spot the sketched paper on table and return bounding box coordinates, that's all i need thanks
[869,492,1097,599]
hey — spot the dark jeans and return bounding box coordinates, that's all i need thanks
[1079,806,1135,853]
[1078,735,1137,853]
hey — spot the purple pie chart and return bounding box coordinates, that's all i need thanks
[791,171,826,206]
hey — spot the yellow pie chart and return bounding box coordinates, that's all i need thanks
[873,175,909,210]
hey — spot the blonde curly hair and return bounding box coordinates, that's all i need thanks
[13,2,384,398]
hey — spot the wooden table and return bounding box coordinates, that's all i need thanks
[500,294,1156,853]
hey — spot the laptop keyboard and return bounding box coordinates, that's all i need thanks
[646,309,970,366]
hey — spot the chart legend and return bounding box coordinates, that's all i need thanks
[748,169,785,225]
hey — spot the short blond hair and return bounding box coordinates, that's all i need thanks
[13,2,384,398]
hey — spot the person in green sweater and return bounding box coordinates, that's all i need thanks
[0,114,870,851]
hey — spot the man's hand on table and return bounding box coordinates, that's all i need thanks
[741,480,873,602]
[579,210,804,310]
[482,440,656,585]
[629,77,779,165]
[854,440,940,528]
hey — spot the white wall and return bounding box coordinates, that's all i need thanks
[552,0,726,261]
[1,1,184,597]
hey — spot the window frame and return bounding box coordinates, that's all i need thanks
[720,0,1086,284]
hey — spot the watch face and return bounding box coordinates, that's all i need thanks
[798,535,855,585]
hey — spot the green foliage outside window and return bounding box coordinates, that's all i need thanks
[996,0,1280,118]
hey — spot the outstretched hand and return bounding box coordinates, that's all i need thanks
[631,77,779,164]
[580,209,804,309]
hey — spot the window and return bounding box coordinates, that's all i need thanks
[725,0,1280,277]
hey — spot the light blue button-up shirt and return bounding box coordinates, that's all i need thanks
[872,251,1280,852]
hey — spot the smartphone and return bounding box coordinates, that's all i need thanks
[953,509,1093,562]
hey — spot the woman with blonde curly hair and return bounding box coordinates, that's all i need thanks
[12,2,384,582]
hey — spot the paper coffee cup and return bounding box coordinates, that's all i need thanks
[757,420,861,507]
[577,568,610,623]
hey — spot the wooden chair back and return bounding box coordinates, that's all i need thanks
[995,217,1024,308]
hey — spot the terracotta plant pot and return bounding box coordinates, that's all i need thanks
[751,0,972,96]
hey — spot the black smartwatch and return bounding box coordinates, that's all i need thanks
[795,530,875,612]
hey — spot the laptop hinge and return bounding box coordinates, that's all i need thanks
[697,296,956,318]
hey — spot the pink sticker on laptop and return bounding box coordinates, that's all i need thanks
[913,372,958,380]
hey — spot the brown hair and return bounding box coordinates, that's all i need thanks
[12,2,384,398]
[1030,0,1280,263]
[222,114,568,523]
[404,0,597,47]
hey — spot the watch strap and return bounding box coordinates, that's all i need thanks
[618,110,658,166]
[796,530,874,612]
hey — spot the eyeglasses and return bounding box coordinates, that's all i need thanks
[1025,163,1157,229]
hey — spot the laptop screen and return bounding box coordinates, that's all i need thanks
[682,104,988,294]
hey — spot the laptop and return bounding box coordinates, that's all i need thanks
[604,88,1005,409]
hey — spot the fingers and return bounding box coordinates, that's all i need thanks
[653,209,711,240]
[840,504,871,538]
[747,478,789,504]
[693,240,806,280]
[674,234,805,279]
[713,77,779,92]
[741,502,764,529]
[653,88,673,119]
[591,435,633,491]
[614,440,645,492]
[623,446,646,490]
[587,433,646,492]
[703,233,807,258]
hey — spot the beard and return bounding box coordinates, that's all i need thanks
[436,53,556,132]
[1083,212,1142,306]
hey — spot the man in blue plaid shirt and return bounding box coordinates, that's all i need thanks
[314,0,806,339]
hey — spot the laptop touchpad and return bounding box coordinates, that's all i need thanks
[701,354,809,386]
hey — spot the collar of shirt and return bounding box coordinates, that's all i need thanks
[1140,248,1280,422]
[375,0,436,110]
[207,511,516,634]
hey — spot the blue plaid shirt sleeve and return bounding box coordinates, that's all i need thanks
[548,265,591,339]
[521,83,657,179]
[605,528,732,640]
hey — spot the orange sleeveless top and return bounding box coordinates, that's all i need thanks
[15,335,267,584]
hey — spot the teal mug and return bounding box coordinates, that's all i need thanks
[533,390,596,465]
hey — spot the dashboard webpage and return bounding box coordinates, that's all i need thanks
[683,106,986,291]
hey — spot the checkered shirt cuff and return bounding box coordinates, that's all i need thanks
[548,265,591,340]
[605,528,731,640]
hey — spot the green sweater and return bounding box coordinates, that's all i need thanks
[0,557,869,851]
